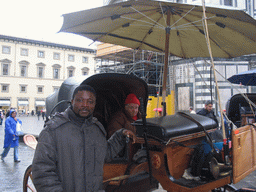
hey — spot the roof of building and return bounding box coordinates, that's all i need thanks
[0,34,95,53]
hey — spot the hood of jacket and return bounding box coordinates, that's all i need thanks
[9,109,16,117]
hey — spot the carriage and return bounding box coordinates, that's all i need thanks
[23,73,256,192]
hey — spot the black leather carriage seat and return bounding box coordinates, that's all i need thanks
[134,113,218,141]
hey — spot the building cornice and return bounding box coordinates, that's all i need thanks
[0,34,96,54]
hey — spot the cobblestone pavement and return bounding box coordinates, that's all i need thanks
[0,116,255,192]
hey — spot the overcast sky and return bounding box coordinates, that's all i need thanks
[0,0,103,49]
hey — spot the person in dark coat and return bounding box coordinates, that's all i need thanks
[1,109,22,162]
[32,85,136,192]
[197,100,218,125]
[0,110,3,125]
[107,93,141,138]
[41,110,45,120]
[5,109,10,118]
[37,110,40,120]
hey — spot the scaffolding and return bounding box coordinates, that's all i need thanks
[95,43,168,95]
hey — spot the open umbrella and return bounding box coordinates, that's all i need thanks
[60,0,256,58]
[227,69,256,86]
[60,0,256,114]
[153,108,163,112]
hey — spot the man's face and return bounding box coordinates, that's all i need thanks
[71,90,96,118]
[125,103,139,118]
[205,104,213,112]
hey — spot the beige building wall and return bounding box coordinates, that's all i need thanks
[0,35,96,114]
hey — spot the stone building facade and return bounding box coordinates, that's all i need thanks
[170,56,255,113]
[0,35,96,114]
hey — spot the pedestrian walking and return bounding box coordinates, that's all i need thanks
[41,110,45,120]
[37,111,40,120]
[1,109,22,162]
[0,110,4,125]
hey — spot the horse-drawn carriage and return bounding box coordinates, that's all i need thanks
[23,73,256,192]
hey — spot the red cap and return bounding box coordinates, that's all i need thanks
[125,94,140,106]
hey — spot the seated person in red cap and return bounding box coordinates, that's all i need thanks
[107,93,141,138]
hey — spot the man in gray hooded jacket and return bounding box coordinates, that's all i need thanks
[32,85,136,192]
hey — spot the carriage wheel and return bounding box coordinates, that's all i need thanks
[23,165,36,192]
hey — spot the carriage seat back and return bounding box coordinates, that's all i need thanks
[134,113,218,141]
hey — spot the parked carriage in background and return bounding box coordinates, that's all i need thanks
[23,73,256,192]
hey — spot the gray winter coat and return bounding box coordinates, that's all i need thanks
[32,107,126,192]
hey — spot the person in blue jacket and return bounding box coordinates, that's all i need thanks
[0,109,22,162]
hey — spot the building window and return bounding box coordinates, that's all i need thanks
[53,52,60,60]
[224,0,232,6]
[19,61,29,77]
[53,68,59,79]
[38,50,45,58]
[2,64,9,75]
[37,86,44,94]
[68,54,75,62]
[36,63,46,78]
[82,71,88,75]
[20,85,27,93]
[81,67,89,76]
[2,46,11,54]
[82,56,88,63]
[21,48,28,56]
[1,84,9,93]
[52,64,61,79]
[38,67,44,78]
[67,66,75,78]
[53,86,59,92]
[20,65,27,77]
[221,0,236,6]
[68,69,74,77]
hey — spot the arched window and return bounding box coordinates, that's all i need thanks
[67,66,76,77]
[36,62,46,78]
[0,59,12,76]
[19,60,30,77]
[52,64,61,79]
[81,67,89,76]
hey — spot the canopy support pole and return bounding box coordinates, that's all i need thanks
[202,1,225,138]
[162,8,171,116]
[202,0,229,164]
